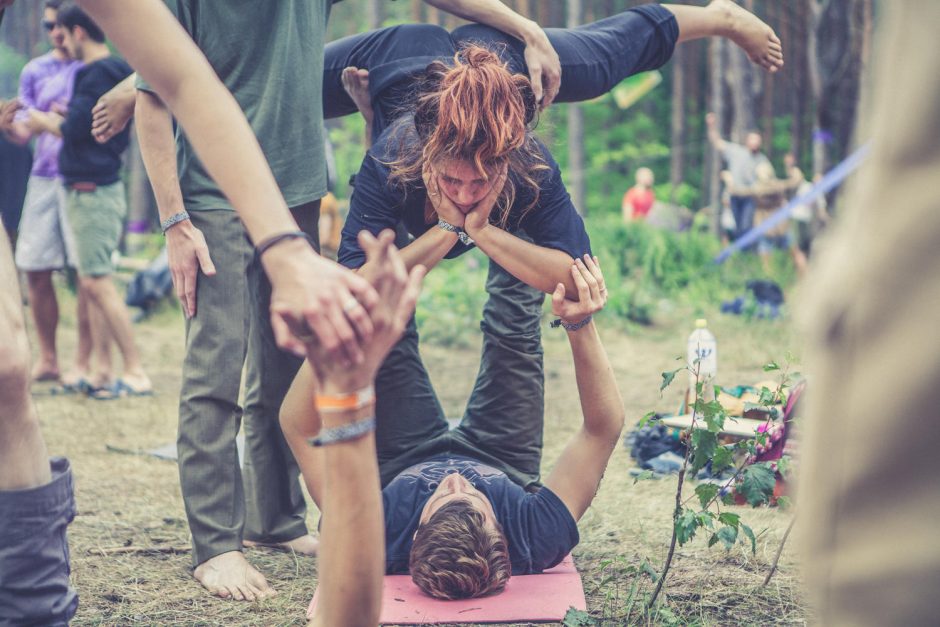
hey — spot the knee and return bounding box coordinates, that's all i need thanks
[0,323,31,405]
[78,275,106,300]
[26,270,54,291]
[451,23,517,48]
[385,23,453,57]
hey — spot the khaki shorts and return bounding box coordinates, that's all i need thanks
[65,181,127,277]
[14,176,77,271]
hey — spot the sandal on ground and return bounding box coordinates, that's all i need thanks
[89,378,154,400]
[50,378,92,396]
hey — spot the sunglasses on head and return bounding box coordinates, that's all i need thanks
[43,20,56,31]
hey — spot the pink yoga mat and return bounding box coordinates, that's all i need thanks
[307,555,586,624]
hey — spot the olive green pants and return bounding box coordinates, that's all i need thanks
[178,202,318,567]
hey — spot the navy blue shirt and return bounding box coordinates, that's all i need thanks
[338,120,591,269]
[383,455,579,576]
[59,57,132,186]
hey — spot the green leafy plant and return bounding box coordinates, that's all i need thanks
[641,357,796,608]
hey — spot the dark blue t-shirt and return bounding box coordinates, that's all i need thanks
[383,454,579,576]
[338,120,591,269]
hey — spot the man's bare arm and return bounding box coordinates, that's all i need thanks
[92,72,137,143]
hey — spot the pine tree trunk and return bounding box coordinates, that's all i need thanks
[566,0,586,215]
[669,47,685,203]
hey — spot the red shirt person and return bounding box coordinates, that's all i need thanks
[622,166,655,220]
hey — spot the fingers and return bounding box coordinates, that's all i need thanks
[270,309,306,358]
[529,65,544,106]
[571,261,591,302]
[582,254,605,293]
[551,282,566,313]
[392,265,426,331]
[541,69,560,109]
[575,257,601,302]
[195,241,217,277]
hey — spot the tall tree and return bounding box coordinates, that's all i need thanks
[566,0,585,215]
[669,47,685,202]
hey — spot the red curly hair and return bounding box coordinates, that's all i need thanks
[386,44,548,228]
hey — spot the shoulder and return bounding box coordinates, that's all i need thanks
[20,53,53,78]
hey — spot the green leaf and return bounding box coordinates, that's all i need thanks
[776,456,791,478]
[718,512,740,528]
[640,559,659,582]
[638,411,659,428]
[563,607,596,626]
[776,495,792,510]
[660,368,682,393]
[741,464,777,506]
[763,361,780,372]
[712,446,733,473]
[740,523,757,554]
[690,430,717,474]
[632,469,656,485]
[675,510,700,545]
[695,483,720,509]
[708,533,720,548]
[717,524,738,550]
[758,386,777,406]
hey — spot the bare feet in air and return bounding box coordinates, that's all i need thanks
[193,551,277,601]
[244,533,319,556]
[341,66,373,119]
[711,0,784,72]
[91,83,135,144]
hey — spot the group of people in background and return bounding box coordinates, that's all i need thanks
[620,111,829,279]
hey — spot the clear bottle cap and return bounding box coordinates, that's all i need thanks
[695,319,707,328]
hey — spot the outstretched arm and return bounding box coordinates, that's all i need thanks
[75,0,379,365]
[705,112,726,152]
[543,257,625,521]
[425,0,560,107]
[280,230,425,627]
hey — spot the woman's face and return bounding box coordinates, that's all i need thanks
[434,158,499,215]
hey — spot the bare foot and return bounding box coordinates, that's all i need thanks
[119,372,153,394]
[711,0,784,72]
[341,67,373,118]
[244,533,319,556]
[193,551,276,602]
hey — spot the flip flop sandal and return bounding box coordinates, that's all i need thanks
[50,378,92,396]
[87,381,122,400]
[90,379,154,400]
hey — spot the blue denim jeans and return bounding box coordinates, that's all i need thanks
[0,457,78,626]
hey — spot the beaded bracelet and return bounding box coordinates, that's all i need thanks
[550,315,593,332]
[160,210,190,234]
[307,415,376,447]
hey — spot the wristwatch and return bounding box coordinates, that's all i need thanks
[437,218,475,246]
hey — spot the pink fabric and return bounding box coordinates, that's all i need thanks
[307,555,585,624]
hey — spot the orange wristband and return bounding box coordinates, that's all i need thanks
[315,385,375,412]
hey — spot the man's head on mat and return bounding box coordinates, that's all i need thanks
[388,45,549,227]
[409,472,511,599]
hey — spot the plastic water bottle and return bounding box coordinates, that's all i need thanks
[687,319,717,404]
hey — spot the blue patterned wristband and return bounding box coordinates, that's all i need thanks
[160,210,190,234]
[550,315,593,332]
[307,416,376,447]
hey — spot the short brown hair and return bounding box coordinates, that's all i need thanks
[409,500,511,599]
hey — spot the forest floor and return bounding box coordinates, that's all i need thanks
[30,282,810,626]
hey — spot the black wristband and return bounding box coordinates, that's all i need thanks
[256,231,315,257]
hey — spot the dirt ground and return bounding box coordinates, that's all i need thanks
[29,287,809,626]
